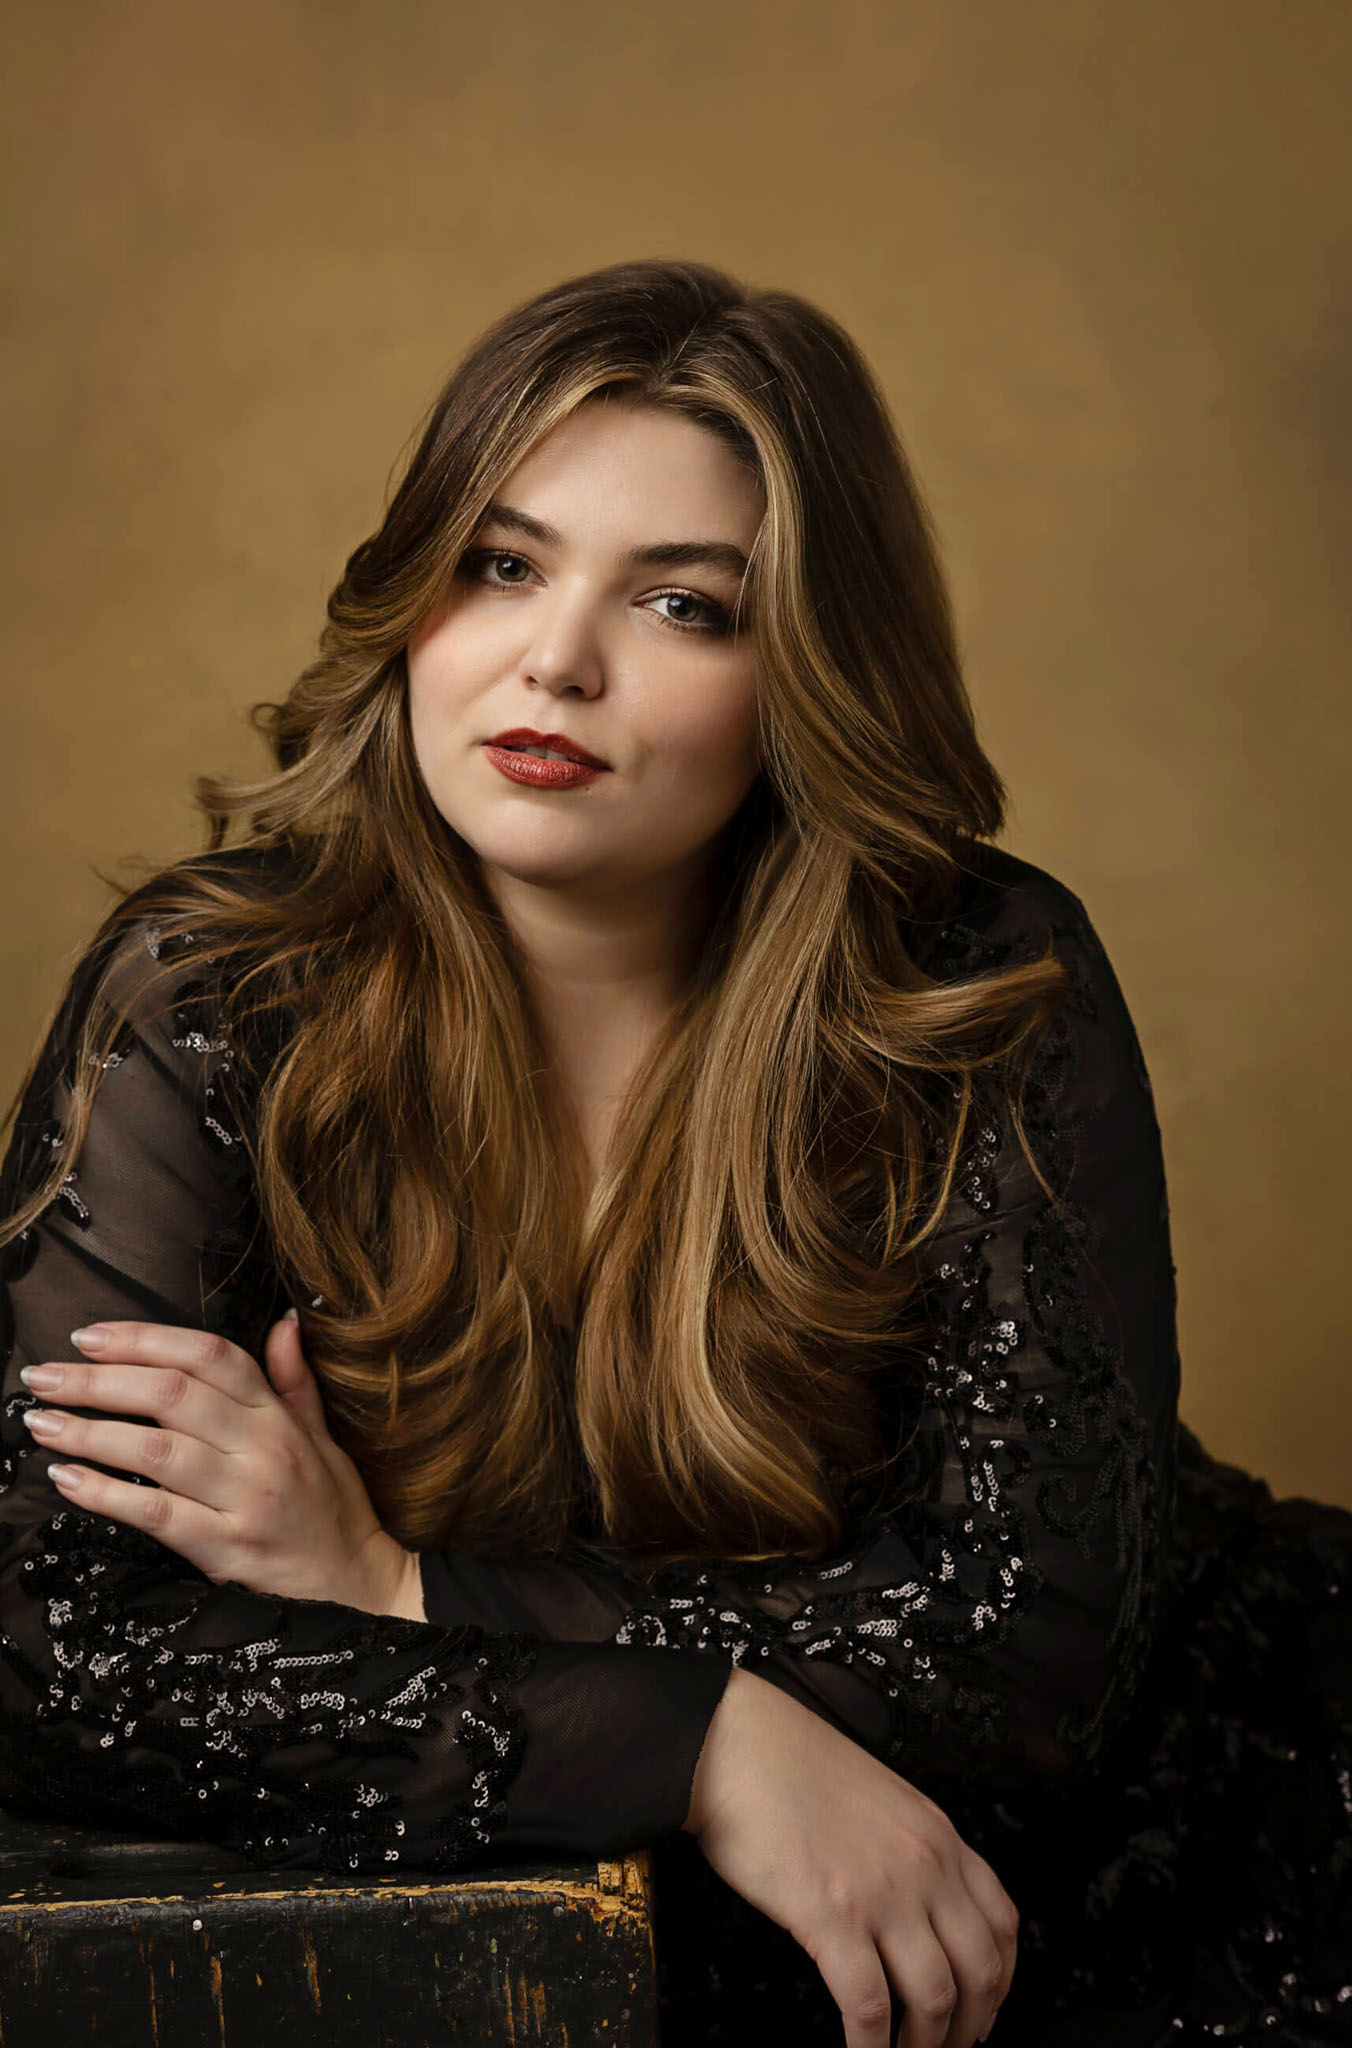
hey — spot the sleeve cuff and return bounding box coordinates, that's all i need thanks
[484,1636,736,1858]
[418,1546,639,1640]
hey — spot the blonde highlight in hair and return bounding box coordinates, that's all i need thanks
[2,259,1069,1575]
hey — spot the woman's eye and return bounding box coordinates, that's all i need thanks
[461,549,734,636]
[466,549,531,585]
[647,590,732,635]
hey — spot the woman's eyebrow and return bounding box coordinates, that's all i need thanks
[478,499,752,580]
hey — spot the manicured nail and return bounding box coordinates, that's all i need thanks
[47,1464,84,1490]
[19,1365,63,1391]
[22,1410,64,1437]
[70,1327,110,1352]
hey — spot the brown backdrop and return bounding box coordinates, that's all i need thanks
[4,1,1348,1505]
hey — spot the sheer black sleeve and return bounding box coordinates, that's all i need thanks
[420,850,1183,1805]
[0,908,732,1873]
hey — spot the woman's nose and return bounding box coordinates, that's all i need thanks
[517,587,606,695]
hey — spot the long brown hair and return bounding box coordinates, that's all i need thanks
[1,259,1069,1573]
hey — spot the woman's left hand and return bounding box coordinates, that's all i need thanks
[18,1315,425,1620]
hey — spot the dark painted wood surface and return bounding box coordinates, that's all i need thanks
[0,1806,661,2045]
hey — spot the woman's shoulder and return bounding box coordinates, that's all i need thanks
[125,837,306,918]
[55,840,312,1122]
[91,840,303,1004]
[910,838,1101,977]
[923,841,1161,1119]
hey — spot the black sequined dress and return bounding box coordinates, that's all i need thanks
[1,840,1348,2046]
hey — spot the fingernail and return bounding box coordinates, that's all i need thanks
[19,1365,64,1391]
[23,1409,64,1436]
[70,1327,111,1352]
[283,1306,299,1322]
[47,1464,84,1490]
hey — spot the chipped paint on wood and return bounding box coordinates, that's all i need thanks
[207,1948,226,2044]
[141,1948,161,2048]
[299,1927,322,2014]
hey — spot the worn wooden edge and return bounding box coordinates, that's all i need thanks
[1,1857,652,1923]
[0,1807,654,1943]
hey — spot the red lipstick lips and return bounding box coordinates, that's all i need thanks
[486,727,609,768]
[483,727,611,790]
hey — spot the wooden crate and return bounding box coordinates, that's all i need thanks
[0,1806,661,2045]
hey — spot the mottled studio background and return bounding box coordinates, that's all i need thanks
[3,1,1348,1505]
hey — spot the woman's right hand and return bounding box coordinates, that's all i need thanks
[681,1666,1018,2048]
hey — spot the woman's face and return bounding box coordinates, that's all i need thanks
[406,397,765,911]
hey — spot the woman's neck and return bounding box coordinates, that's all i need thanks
[481,853,722,1277]
[489,861,715,1168]
[483,845,719,1027]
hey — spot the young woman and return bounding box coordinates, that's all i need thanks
[1,260,1347,2048]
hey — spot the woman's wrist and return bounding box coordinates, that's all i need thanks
[353,1531,427,1620]
[388,1542,428,1620]
[681,1663,761,1834]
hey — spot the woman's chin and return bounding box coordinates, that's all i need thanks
[469,837,624,894]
